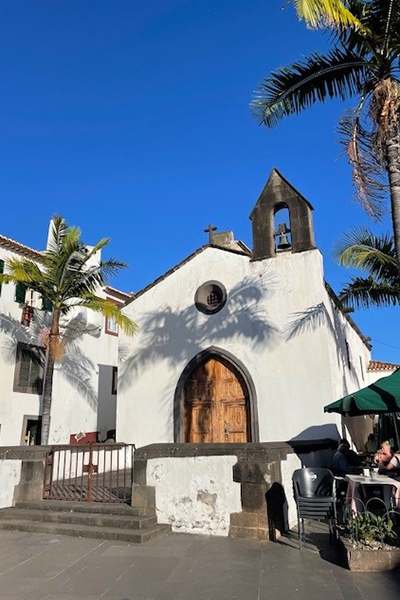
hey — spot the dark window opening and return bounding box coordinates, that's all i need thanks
[23,418,42,445]
[112,366,118,395]
[206,290,222,308]
[195,281,227,315]
[15,282,27,304]
[14,343,44,394]
[42,296,53,312]
[345,340,352,370]
[0,259,4,297]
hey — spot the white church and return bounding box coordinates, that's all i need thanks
[0,169,396,449]
[117,169,397,449]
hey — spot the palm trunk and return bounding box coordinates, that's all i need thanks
[385,132,400,267]
[41,308,61,445]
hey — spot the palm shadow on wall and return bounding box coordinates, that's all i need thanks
[286,300,362,391]
[285,300,370,447]
[119,275,281,391]
[0,312,98,410]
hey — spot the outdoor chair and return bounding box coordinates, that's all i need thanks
[359,484,397,517]
[292,468,337,549]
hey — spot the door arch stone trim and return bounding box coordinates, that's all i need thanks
[174,347,259,443]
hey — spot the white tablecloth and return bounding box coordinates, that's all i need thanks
[345,473,400,512]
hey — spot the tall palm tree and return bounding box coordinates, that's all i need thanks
[335,227,400,307]
[0,216,137,444]
[251,0,400,264]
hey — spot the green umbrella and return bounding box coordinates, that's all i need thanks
[325,369,400,450]
[324,369,400,416]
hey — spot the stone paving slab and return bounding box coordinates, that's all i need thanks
[0,525,399,599]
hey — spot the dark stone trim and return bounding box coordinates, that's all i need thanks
[194,280,227,315]
[0,446,51,461]
[135,442,294,462]
[173,346,260,443]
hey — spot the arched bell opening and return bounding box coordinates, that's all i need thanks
[174,347,259,443]
[273,202,292,252]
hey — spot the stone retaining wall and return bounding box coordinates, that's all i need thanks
[131,440,337,540]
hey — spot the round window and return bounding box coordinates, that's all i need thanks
[195,281,227,315]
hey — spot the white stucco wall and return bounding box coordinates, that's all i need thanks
[118,246,372,447]
[0,460,21,509]
[280,453,302,529]
[0,243,120,446]
[146,455,242,536]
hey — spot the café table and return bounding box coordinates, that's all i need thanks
[345,473,400,512]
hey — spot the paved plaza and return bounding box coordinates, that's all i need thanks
[0,525,399,600]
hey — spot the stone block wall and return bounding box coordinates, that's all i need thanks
[131,440,337,540]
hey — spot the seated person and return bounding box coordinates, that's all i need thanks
[376,441,400,470]
[339,438,361,466]
[333,444,362,475]
[375,441,393,467]
[365,433,378,454]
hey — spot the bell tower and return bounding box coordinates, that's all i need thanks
[249,168,316,260]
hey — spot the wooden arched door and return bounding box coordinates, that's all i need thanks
[184,356,250,443]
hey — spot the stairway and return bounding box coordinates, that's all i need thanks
[0,501,171,543]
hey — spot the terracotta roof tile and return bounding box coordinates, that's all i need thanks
[0,234,43,260]
[368,360,400,372]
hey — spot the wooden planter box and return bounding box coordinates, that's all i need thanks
[339,536,400,571]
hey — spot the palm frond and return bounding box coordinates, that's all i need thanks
[0,258,50,298]
[84,238,110,262]
[338,102,387,220]
[251,49,368,127]
[74,294,138,336]
[339,275,400,308]
[292,0,368,31]
[335,227,398,282]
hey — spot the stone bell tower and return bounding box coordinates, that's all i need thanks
[249,168,316,260]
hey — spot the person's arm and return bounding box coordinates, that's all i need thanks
[387,454,400,470]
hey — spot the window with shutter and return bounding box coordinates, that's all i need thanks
[42,296,53,312]
[13,343,44,394]
[15,282,27,304]
[0,259,3,297]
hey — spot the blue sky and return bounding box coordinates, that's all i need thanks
[1,0,399,362]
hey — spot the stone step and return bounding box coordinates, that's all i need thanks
[0,508,157,530]
[16,500,153,516]
[0,518,171,544]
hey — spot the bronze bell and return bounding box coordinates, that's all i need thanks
[277,233,291,250]
[274,222,291,250]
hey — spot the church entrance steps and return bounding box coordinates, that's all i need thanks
[16,500,153,515]
[0,501,171,543]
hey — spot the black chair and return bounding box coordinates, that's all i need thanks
[359,484,396,516]
[292,468,337,548]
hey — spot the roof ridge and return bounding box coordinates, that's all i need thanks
[126,243,250,304]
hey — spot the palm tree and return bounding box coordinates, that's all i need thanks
[0,216,137,444]
[335,227,400,307]
[251,0,400,264]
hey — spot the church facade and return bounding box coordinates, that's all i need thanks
[118,169,383,448]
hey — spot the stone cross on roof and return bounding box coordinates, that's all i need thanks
[204,224,217,243]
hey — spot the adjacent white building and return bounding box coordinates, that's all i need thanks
[0,231,129,446]
[118,169,396,450]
